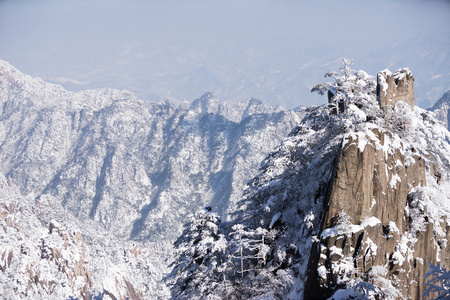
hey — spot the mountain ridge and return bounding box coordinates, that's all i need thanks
[0,59,303,243]
[0,59,305,298]
[429,90,450,131]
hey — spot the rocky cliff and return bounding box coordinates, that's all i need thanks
[377,68,415,109]
[305,69,450,299]
[306,129,448,299]
[198,65,450,300]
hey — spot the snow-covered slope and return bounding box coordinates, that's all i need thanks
[0,171,169,299]
[0,59,305,298]
[429,90,450,131]
[0,59,303,245]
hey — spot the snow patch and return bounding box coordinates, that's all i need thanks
[321,217,381,238]
[390,174,401,188]
[269,212,282,229]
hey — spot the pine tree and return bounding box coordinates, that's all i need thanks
[311,59,378,117]
[165,208,230,300]
[227,215,293,299]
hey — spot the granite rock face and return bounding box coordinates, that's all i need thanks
[377,68,415,109]
[305,70,449,299]
[322,130,425,231]
[306,132,444,299]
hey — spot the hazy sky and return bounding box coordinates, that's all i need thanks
[1,0,450,107]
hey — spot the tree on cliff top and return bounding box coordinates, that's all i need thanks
[311,59,377,115]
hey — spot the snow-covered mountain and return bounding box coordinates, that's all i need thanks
[430,90,450,131]
[0,170,169,299]
[0,59,303,243]
[0,59,304,298]
[166,65,450,299]
[2,58,449,299]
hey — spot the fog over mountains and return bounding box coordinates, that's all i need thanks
[6,35,450,110]
[1,0,449,109]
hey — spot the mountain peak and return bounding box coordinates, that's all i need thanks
[189,91,220,114]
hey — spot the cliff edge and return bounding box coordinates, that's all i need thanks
[305,68,449,299]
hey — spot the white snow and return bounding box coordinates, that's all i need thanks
[371,196,376,210]
[321,217,381,238]
[1,59,450,300]
[365,237,378,257]
[269,212,282,229]
[318,265,327,280]
[388,221,400,234]
[361,217,382,227]
[378,69,392,95]
[390,174,401,188]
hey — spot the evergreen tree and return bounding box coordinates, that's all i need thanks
[165,208,230,299]
[311,59,378,117]
[228,224,284,299]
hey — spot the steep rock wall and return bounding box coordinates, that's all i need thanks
[323,129,425,231]
[305,130,448,299]
[377,68,415,109]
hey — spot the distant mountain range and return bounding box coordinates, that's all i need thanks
[43,35,450,110]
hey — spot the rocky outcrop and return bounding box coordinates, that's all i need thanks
[322,130,425,231]
[305,113,449,299]
[0,191,92,299]
[302,68,450,299]
[377,68,415,109]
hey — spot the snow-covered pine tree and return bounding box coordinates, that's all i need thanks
[311,59,377,117]
[227,223,280,299]
[165,208,230,300]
